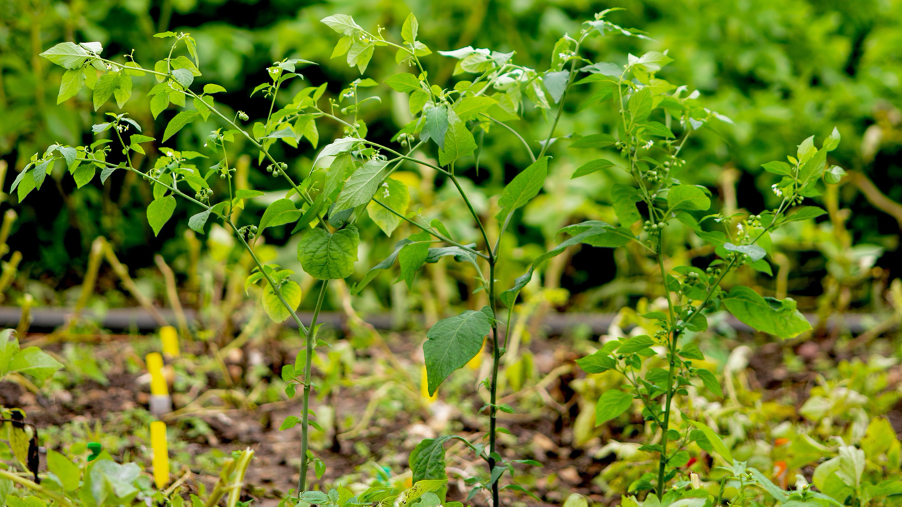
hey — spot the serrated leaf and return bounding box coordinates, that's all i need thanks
[423,308,493,395]
[147,195,177,236]
[263,281,302,323]
[496,157,548,221]
[595,390,633,425]
[297,226,360,279]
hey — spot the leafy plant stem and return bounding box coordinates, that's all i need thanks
[371,198,489,260]
[655,228,678,496]
[480,114,535,162]
[298,279,329,493]
[536,35,584,160]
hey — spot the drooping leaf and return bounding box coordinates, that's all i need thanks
[258,199,302,237]
[188,210,211,234]
[146,196,177,236]
[423,308,493,395]
[162,111,199,142]
[409,436,450,484]
[686,419,733,464]
[696,368,723,398]
[297,226,360,279]
[543,70,570,103]
[57,69,85,104]
[438,110,477,166]
[420,105,449,150]
[398,232,430,289]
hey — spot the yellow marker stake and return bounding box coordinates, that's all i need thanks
[421,365,438,403]
[146,353,168,396]
[160,326,180,357]
[150,421,170,489]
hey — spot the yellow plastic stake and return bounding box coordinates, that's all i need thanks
[421,365,438,404]
[160,326,180,357]
[150,421,170,489]
[146,352,169,396]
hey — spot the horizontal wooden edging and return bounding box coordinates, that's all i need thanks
[0,306,878,335]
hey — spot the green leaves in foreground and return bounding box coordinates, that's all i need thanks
[722,286,810,339]
[297,226,360,280]
[146,196,176,236]
[1,329,63,383]
[262,281,302,323]
[423,307,493,395]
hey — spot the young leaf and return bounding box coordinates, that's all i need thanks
[420,105,449,149]
[438,110,477,166]
[696,368,723,398]
[367,178,410,236]
[321,14,362,36]
[686,419,733,464]
[333,158,389,213]
[93,73,117,111]
[263,281,302,323]
[667,185,710,212]
[258,198,302,237]
[188,210,211,234]
[781,206,826,224]
[409,436,451,484]
[423,308,493,395]
[57,69,85,104]
[496,157,549,221]
[401,13,419,44]
[398,232,430,289]
[297,226,360,279]
[595,390,633,425]
[721,286,811,339]
[8,347,64,381]
[162,111,199,142]
[147,195,177,236]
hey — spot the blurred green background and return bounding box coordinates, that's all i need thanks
[1,0,900,314]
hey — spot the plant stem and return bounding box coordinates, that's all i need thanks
[0,468,73,507]
[298,279,329,493]
[488,258,501,507]
[536,36,584,160]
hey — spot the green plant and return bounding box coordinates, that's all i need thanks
[564,32,849,502]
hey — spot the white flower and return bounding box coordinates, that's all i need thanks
[772,183,783,197]
[737,223,744,235]
[644,140,654,149]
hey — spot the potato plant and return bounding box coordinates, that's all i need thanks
[10,5,874,507]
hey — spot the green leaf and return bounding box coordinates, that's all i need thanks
[298,226,360,279]
[399,232,430,289]
[47,450,79,491]
[628,87,652,123]
[8,347,63,381]
[203,84,226,94]
[171,68,194,88]
[333,159,389,213]
[100,164,118,184]
[147,196,177,236]
[420,105,449,149]
[575,351,616,373]
[72,164,96,188]
[570,133,615,149]
[543,70,570,103]
[367,178,410,236]
[618,335,655,354]
[279,415,300,430]
[258,199,302,237]
[57,69,85,104]
[386,73,421,93]
[423,308,493,395]
[93,73,117,111]
[321,14,362,36]
[572,158,616,179]
[595,390,633,425]
[495,157,549,221]
[611,183,642,225]
[823,127,841,152]
[454,96,497,122]
[351,239,410,294]
[31,159,53,190]
[150,93,170,119]
[747,467,789,503]
[409,437,450,484]
[761,161,793,176]
[722,286,811,339]
[114,74,132,108]
[438,110,477,166]
[40,42,89,69]
[667,185,710,211]
[825,165,846,184]
[162,111,199,142]
[263,281,302,323]
[696,368,723,398]
[89,460,141,505]
[724,242,766,262]
[188,210,211,234]
[401,13,419,44]
[686,419,733,464]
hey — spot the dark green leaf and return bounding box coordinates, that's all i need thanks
[298,226,360,279]
[423,308,493,395]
